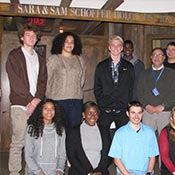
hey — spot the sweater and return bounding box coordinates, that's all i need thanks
[80,122,102,169]
[137,67,175,111]
[66,123,112,175]
[46,54,86,100]
[159,126,175,174]
[25,124,67,175]
[122,53,145,100]
[6,47,47,106]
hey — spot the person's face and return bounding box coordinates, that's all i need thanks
[82,106,99,126]
[123,43,133,58]
[151,49,165,69]
[21,30,37,47]
[166,45,175,60]
[62,35,74,54]
[42,102,55,124]
[126,106,143,126]
[108,39,123,57]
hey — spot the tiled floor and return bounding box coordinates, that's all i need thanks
[0,151,161,175]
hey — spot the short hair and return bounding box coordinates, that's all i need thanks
[18,23,41,44]
[51,32,82,55]
[124,40,134,48]
[82,101,99,113]
[127,101,143,112]
[167,41,175,47]
[151,47,165,56]
[108,35,124,45]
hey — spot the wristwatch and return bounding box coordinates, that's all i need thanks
[146,172,153,175]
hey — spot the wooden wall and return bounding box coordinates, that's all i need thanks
[1,21,175,150]
[0,32,107,150]
[111,23,175,68]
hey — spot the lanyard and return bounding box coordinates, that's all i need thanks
[152,67,164,86]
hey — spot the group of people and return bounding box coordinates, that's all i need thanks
[5,22,175,175]
[6,23,86,175]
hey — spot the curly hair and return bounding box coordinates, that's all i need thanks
[124,40,134,48]
[27,99,64,139]
[51,32,82,55]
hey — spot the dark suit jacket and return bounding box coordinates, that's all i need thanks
[66,124,112,175]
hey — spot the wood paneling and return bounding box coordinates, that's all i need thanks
[81,35,107,102]
[111,23,175,68]
[0,32,19,151]
[0,3,175,26]
[0,32,107,150]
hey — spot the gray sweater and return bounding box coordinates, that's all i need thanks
[137,66,175,111]
[25,124,66,175]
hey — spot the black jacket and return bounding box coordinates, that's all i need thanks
[66,124,112,175]
[94,57,134,110]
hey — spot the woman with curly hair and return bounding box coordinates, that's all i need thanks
[159,106,175,175]
[46,32,86,129]
[25,99,67,175]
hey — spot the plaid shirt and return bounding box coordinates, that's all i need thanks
[111,60,121,83]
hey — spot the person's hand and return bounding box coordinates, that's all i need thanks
[26,98,41,115]
[154,105,164,113]
[56,173,62,175]
[31,98,41,107]
[26,102,35,115]
[145,105,156,114]
[92,172,102,175]
[40,172,45,175]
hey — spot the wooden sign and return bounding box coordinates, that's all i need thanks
[0,3,175,26]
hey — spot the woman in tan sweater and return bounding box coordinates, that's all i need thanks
[46,32,86,129]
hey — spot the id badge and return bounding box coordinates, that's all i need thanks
[152,87,159,96]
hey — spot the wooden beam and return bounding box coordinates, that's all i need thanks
[10,0,19,3]
[60,0,72,7]
[14,16,23,30]
[102,0,124,10]
[81,21,101,35]
[52,19,63,33]
[80,0,124,34]
[0,3,175,27]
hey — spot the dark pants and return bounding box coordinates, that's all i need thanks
[99,109,129,138]
[161,162,172,175]
[54,99,83,129]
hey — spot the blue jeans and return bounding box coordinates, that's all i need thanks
[54,99,83,129]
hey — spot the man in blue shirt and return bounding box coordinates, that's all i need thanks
[108,101,159,175]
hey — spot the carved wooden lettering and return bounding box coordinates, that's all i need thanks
[0,3,174,26]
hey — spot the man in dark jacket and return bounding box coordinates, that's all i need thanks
[94,35,134,134]
[122,39,145,100]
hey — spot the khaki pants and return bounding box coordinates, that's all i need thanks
[9,107,29,175]
[143,110,170,135]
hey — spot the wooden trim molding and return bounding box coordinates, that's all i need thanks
[0,3,175,26]
[146,34,175,67]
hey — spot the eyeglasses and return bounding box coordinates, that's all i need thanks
[152,54,165,58]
